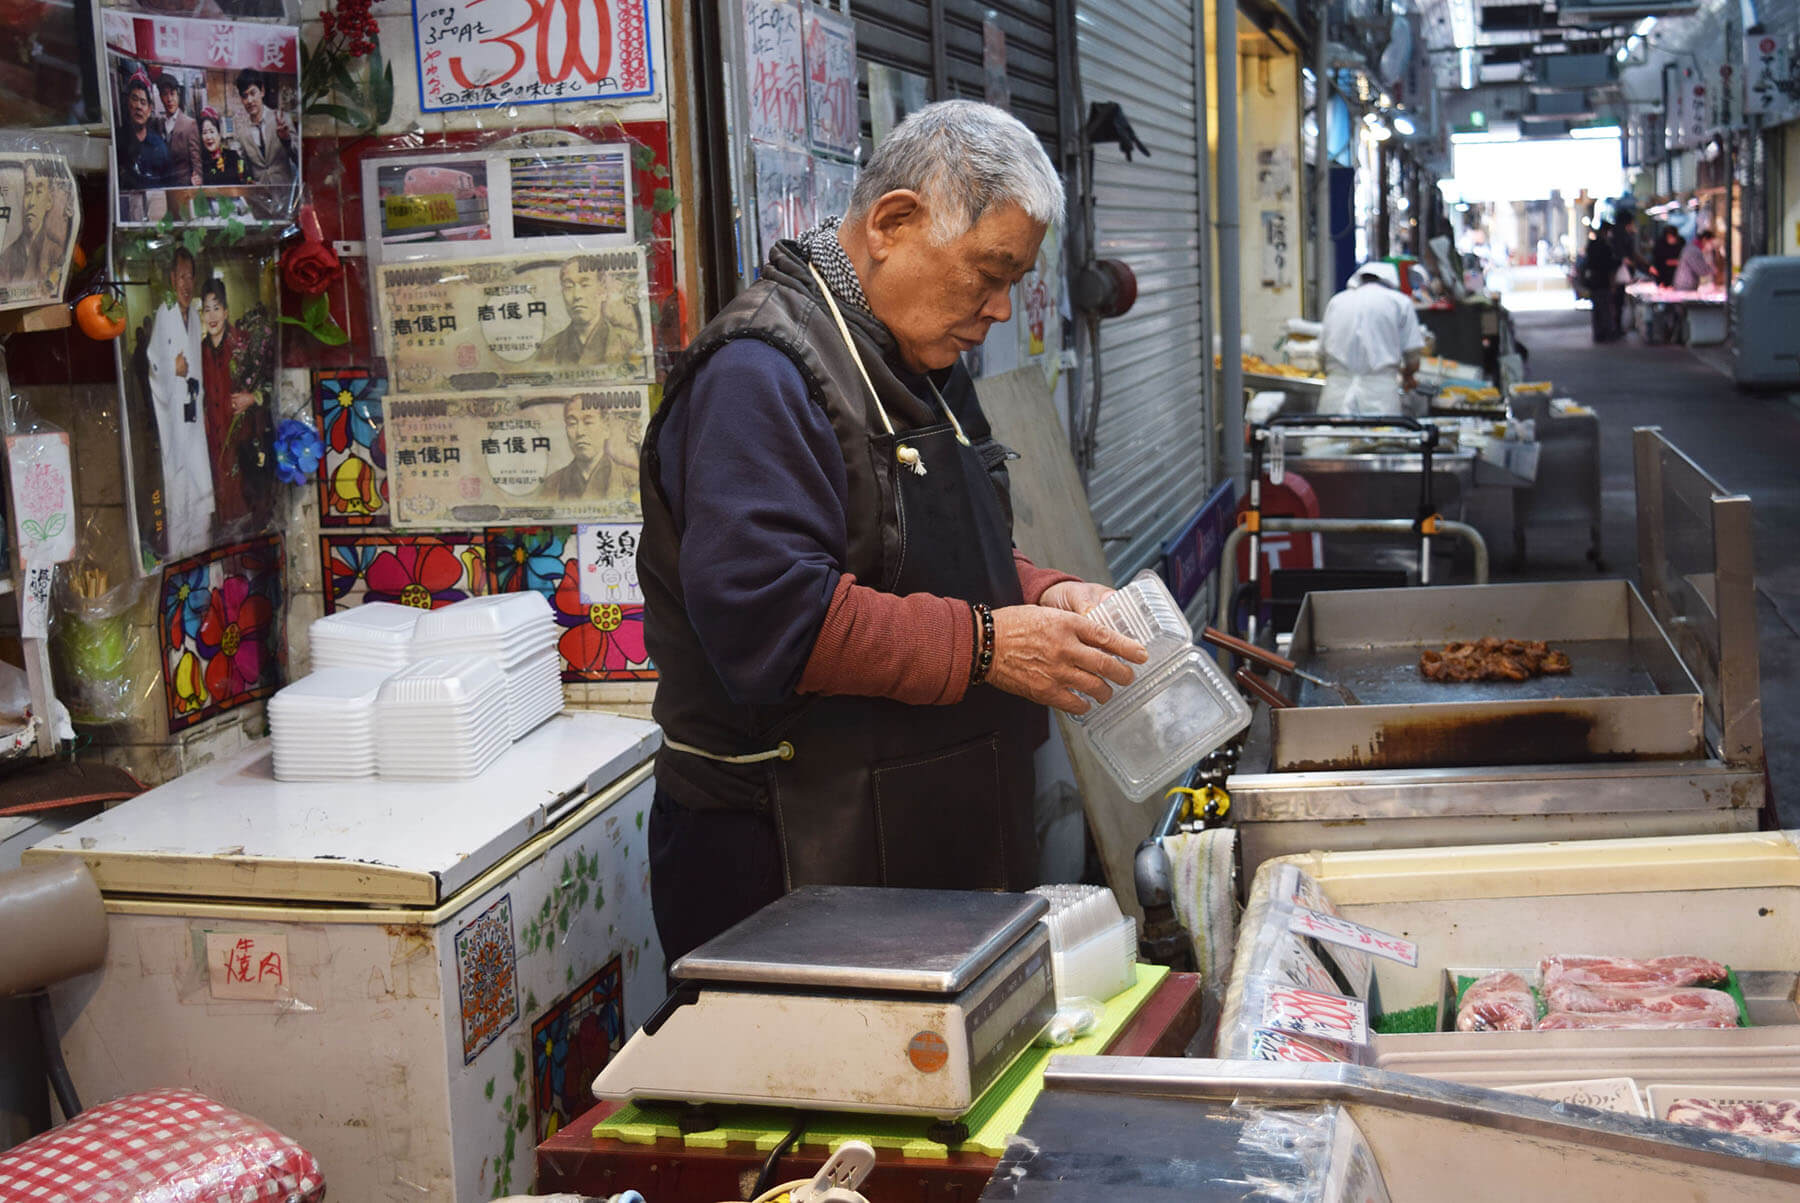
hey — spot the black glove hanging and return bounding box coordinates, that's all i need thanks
[1085,102,1151,161]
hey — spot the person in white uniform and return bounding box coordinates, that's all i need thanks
[146,248,214,558]
[1318,261,1427,416]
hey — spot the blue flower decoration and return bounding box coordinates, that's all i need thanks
[161,566,211,648]
[320,376,384,453]
[274,418,324,486]
[491,528,569,597]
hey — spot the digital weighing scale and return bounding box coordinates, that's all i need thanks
[594,886,1056,1123]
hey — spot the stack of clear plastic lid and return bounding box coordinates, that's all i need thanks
[410,595,563,739]
[1073,570,1252,800]
[374,656,511,780]
[310,603,422,672]
[268,668,391,782]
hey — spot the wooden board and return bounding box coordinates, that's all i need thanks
[977,366,1158,922]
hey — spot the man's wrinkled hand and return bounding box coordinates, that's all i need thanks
[1037,579,1113,616]
[986,604,1147,715]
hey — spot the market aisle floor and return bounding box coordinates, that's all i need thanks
[1500,309,1800,827]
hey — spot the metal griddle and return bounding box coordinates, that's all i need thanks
[1223,429,1766,877]
[1269,578,1706,772]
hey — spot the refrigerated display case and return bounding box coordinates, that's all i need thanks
[21,712,664,1202]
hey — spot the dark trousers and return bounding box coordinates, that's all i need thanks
[647,787,785,969]
[1590,292,1613,342]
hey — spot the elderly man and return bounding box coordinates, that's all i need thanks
[639,100,1144,962]
[1318,261,1427,416]
[146,248,214,559]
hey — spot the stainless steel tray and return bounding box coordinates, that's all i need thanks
[1268,579,1705,772]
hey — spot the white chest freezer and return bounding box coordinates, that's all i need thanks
[22,711,665,1202]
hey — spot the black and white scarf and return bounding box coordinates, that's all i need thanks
[796,216,871,316]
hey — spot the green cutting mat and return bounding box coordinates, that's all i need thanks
[594,963,1170,1159]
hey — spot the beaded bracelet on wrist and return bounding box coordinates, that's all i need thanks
[969,603,996,685]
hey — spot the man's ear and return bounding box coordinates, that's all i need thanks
[861,190,925,263]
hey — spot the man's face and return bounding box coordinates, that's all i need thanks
[565,403,605,463]
[22,172,49,234]
[241,84,264,121]
[171,258,195,308]
[858,199,1045,372]
[159,86,179,117]
[128,87,152,130]
[561,265,604,329]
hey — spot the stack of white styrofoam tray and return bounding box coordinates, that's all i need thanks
[410,594,563,739]
[310,603,422,671]
[268,668,391,781]
[374,656,511,780]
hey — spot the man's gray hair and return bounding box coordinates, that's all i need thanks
[846,99,1064,244]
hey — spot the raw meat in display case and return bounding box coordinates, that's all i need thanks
[1456,971,1538,1032]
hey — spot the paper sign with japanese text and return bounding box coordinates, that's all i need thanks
[1249,1027,1351,1064]
[577,522,643,604]
[1290,907,1419,968]
[205,931,291,1002]
[744,0,805,146]
[1285,866,1373,997]
[804,7,858,158]
[1259,984,1369,1047]
[413,0,657,112]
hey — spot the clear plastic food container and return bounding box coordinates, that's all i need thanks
[1071,570,1252,800]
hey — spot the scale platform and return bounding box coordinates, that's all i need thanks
[594,886,1055,1121]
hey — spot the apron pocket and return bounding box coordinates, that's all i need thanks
[872,733,1009,890]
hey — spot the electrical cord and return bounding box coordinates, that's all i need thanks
[749,1111,809,1202]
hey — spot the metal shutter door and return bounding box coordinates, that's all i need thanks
[1077,0,1211,581]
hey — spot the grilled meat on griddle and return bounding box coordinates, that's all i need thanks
[1419,637,1572,683]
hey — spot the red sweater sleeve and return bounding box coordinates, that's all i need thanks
[1015,550,1080,604]
[797,575,973,705]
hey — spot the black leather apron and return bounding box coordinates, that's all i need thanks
[760,270,1042,891]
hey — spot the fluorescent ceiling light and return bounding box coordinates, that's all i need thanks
[1452,130,1521,144]
[1459,47,1478,90]
[1570,124,1622,139]
[1393,113,1418,136]
[1633,16,1657,36]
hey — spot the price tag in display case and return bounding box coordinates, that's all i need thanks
[1289,908,1419,968]
[1259,985,1370,1047]
[1249,1027,1350,1064]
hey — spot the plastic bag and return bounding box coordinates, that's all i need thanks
[1036,997,1104,1047]
[52,562,151,726]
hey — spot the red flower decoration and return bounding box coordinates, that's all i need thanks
[363,542,474,609]
[197,575,272,701]
[552,561,647,673]
[282,205,343,295]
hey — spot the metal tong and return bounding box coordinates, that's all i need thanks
[1202,626,1361,706]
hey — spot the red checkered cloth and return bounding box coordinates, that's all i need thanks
[0,1089,325,1202]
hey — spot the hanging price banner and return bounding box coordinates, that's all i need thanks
[1290,908,1420,968]
[1260,985,1370,1046]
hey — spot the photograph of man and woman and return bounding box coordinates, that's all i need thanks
[118,237,280,565]
[105,13,299,225]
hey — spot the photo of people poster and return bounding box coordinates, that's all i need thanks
[0,153,80,311]
[113,232,282,570]
[103,12,300,227]
[376,248,652,394]
[385,387,647,527]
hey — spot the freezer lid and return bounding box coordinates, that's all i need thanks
[22,712,659,907]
